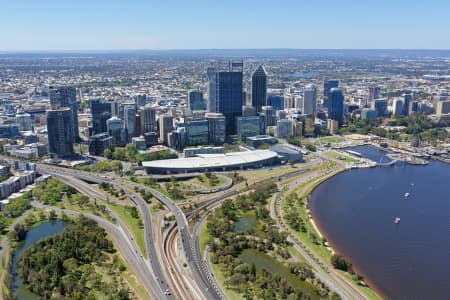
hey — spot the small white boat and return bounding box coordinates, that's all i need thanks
[404,192,410,197]
[395,217,401,224]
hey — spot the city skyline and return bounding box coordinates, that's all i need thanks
[1,0,450,51]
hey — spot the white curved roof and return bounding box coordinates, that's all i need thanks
[142,150,278,170]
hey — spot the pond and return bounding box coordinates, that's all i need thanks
[11,219,68,300]
[234,212,259,233]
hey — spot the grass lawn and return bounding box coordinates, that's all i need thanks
[108,203,146,257]
[186,175,227,188]
[319,136,344,143]
[324,151,359,163]
[198,221,210,254]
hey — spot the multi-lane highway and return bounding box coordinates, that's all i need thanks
[36,165,174,300]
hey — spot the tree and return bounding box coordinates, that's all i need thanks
[331,254,353,272]
[103,148,112,159]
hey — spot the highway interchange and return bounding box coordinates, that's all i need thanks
[0,156,371,300]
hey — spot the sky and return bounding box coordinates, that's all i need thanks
[1,0,449,51]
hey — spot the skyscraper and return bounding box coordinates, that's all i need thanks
[159,115,174,145]
[49,86,79,142]
[323,79,339,96]
[187,90,206,111]
[368,85,381,104]
[251,65,267,113]
[207,60,244,135]
[46,108,74,158]
[403,94,413,116]
[302,85,317,115]
[141,105,157,134]
[328,88,344,126]
[107,116,125,146]
[124,105,136,142]
[90,100,112,135]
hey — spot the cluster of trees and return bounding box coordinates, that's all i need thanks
[32,178,77,205]
[18,217,131,300]
[202,172,220,186]
[79,160,123,174]
[337,113,450,144]
[104,144,177,165]
[205,182,337,299]
[99,182,126,199]
[331,254,353,273]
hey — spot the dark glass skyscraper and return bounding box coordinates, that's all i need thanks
[403,94,413,116]
[328,88,344,126]
[49,86,79,142]
[187,90,206,111]
[90,100,112,134]
[323,79,339,96]
[207,60,243,135]
[46,108,74,158]
[251,65,267,113]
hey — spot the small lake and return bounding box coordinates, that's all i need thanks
[11,220,67,300]
[234,212,259,233]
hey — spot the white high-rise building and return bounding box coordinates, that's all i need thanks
[302,85,317,115]
[124,105,136,142]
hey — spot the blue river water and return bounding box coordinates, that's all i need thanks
[310,145,450,300]
[11,220,67,300]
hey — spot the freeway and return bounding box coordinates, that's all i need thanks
[36,165,174,300]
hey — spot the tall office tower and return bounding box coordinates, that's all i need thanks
[107,116,125,146]
[207,60,244,135]
[90,100,112,135]
[251,65,267,112]
[323,79,339,96]
[261,105,275,127]
[409,101,419,115]
[328,88,345,126]
[368,86,381,103]
[323,79,339,108]
[392,98,404,116]
[49,86,79,142]
[140,105,157,134]
[187,90,206,111]
[403,94,413,116]
[205,112,226,145]
[111,102,119,116]
[135,94,148,108]
[303,85,317,115]
[46,108,74,158]
[124,105,136,142]
[267,94,285,112]
[373,98,388,117]
[159,115,174,145]
[135,111,142,136]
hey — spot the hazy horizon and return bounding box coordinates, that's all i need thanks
[1,0,450,51]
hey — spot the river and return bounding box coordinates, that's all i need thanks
[11,220,67,300]
[310,145,450,300]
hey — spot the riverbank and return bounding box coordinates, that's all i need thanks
[308,150,450,299]
[279,165,382,300]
